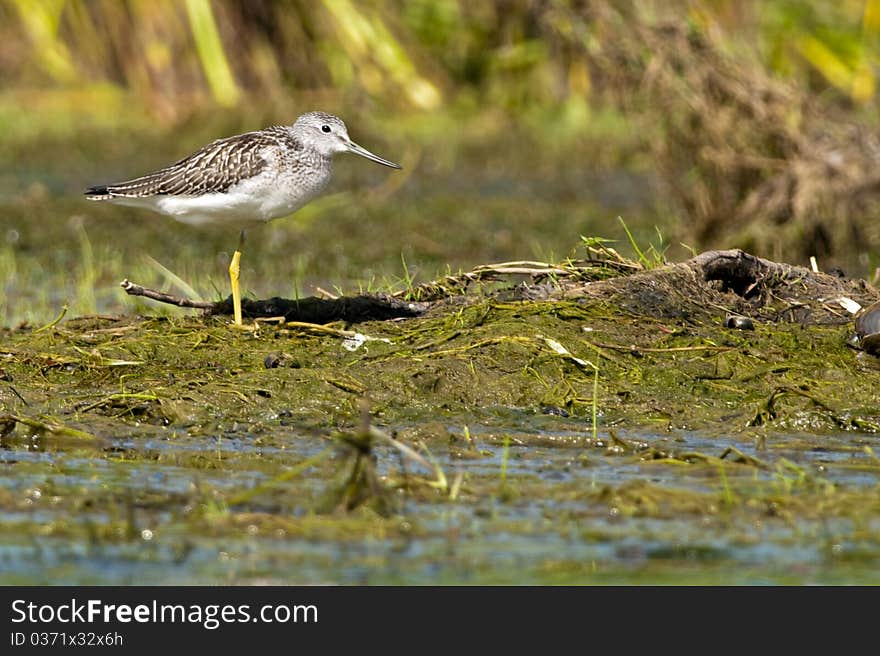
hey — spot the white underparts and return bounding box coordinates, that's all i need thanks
[99,165,332,227]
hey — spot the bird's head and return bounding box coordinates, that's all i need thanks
[293,111,401,169]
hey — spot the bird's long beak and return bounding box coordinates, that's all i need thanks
[347,140,402,169]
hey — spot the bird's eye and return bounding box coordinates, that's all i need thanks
[321,125,331,133]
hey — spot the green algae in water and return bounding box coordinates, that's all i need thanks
[1,289,879,585]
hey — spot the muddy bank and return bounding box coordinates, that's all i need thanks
[5,247,880,448]
[2,249,880,584]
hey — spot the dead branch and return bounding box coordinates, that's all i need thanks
[120,279,426,324]
[120,279,214,309]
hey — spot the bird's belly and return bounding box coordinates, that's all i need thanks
[152,177,325,227]
[149,193,264,227]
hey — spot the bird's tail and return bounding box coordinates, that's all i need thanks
[84,185,113,201]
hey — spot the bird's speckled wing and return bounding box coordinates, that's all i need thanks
[85,127,298,199]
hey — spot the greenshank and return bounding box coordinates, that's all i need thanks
[85,111,401,325]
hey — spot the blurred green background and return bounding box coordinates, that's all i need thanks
[2,0,880,325]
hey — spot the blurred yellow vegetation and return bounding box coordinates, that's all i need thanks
[1,0,878,137]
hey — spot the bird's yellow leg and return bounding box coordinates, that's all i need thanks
[229,249,243,326]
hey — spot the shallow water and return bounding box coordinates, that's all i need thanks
[2,409,878,585]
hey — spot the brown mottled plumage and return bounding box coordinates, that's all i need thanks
[84,111,401,325]
[85,128,296,198]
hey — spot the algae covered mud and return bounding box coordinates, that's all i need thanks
[2,248,880,584]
